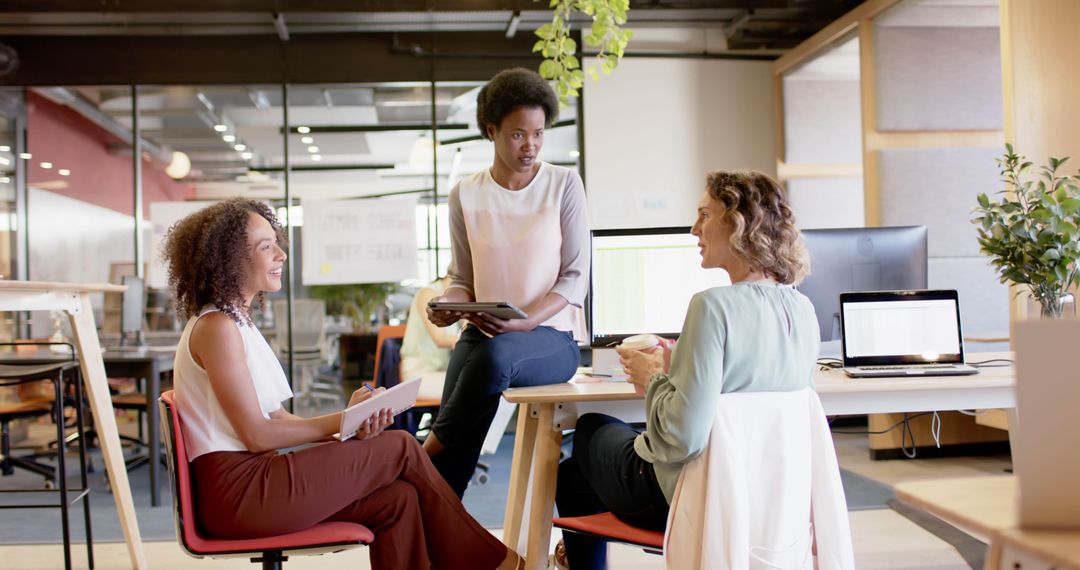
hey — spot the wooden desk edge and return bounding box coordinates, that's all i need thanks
[894,477,1017,538]
[0,280,126,293]
[996,528,1080,568]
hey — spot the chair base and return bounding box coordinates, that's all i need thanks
[252,551,287,570]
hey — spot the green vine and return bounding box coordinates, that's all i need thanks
[534,0,633,106]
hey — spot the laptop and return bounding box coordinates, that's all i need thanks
[839,290,978,378]
[1013,320,1080,528]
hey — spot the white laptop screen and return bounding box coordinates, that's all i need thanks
[841,291,964,366]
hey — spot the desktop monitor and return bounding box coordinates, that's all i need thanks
[120,274,145,346]
[589,227,731,346]
[798,226,928,341]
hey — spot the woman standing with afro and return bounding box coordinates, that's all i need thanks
[426,68,590,497]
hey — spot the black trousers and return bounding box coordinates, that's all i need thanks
[430,325,579,497]
[555,413,670,570]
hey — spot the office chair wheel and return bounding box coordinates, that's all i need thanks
[44,478,55,490]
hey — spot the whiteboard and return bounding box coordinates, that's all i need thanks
[301,197,419,285]
[148,200,219,289]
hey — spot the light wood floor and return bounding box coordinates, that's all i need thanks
[1,432,1009,569]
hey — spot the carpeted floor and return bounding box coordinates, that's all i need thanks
[0,432,897,545]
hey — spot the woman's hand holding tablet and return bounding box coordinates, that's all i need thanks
[427,301,528,320]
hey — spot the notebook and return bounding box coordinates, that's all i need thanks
[333,377,421,441]
[1013,320,1080,528]
[839,290,978,378]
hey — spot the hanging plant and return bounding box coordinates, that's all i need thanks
[534,0,633,106]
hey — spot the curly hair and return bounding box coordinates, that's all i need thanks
[705,170,810,285]
[161,198,286,324]
[476,67,559,140]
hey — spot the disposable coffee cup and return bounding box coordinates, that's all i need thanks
[617,334,660,396]
[619,334,660,352]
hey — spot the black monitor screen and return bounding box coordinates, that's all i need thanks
[589,227,731,346]
[798,226,928,341]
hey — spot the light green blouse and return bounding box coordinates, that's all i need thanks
[633,281,821,503]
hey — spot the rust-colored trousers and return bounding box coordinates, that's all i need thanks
[191,430,507,570]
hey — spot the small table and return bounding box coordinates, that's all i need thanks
[0,347,175,507]
[502,354,1018,570]
[896,477,1080,569]
[0,281,146,569]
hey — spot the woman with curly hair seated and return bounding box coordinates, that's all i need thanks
[425,67,589,498]
[553,171,819,569]
[163,198,523,570]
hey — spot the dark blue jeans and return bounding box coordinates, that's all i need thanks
[555,413,670,570]
[430,325,579,498]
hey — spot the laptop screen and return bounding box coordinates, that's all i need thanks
[840,290,965,366]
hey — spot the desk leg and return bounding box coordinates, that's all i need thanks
[504,403,538,553]
[983,536,1003,569]
[147,362,161,507]
[524,404,562,570]
[69,295,147,569]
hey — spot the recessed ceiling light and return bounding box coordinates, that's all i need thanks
[241,152,253,160]
[0,145,9,152]
[311,154,322,161]
[569,150,581,158]
[41,162,53,169]
[0,177,9,184]
[213,124,228,132]
[223,134,236,143]
[300,136,314,144]
[19,153,31,160]
[0,157,8,166]
[297,126,311,134]
[58,169,71,176]
[234,144,247,152]
[307,146,319,153]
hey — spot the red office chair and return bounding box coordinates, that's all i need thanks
[159,391,373,570]
[554,512,664,554]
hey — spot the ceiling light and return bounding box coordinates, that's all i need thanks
[223,134,236,143]
[213,124,228,132]
[297,126,311,134]
[19,152,31,160]
[0,177,9,184]
[0,157,8,166]
[41,162,53,169]
[569,150,581,158]
[165,151,191,180]
[241,151,253,160]
[300,136,314,144]
[307,146,319,153]
[234,144,247,151]
[311,154,322,161]
[58,169,71,176]
[0,145,9,152]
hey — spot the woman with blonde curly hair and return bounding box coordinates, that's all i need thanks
[553,171,819,569]
[164,198,524,570]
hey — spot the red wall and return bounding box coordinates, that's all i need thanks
[25,90,193,217]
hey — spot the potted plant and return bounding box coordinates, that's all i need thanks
[308,283,399,334]
[534,0,633,106]
[973,144,1080,318]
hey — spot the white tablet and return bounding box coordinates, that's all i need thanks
[427,301,528,320]
[333,377,422,442]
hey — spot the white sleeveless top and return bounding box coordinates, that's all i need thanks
[174,307,294,461]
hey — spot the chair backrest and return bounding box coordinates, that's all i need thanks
[272,299,327,352]
[159,390,206,557]
[371,324,406,386]
[664,388,854,570]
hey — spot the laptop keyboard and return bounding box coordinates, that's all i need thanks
[858,364,958,371]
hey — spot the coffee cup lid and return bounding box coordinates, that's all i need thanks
[619,334,659,351]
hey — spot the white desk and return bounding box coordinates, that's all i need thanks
[501,352,1017,570]
[0,281,146,569]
